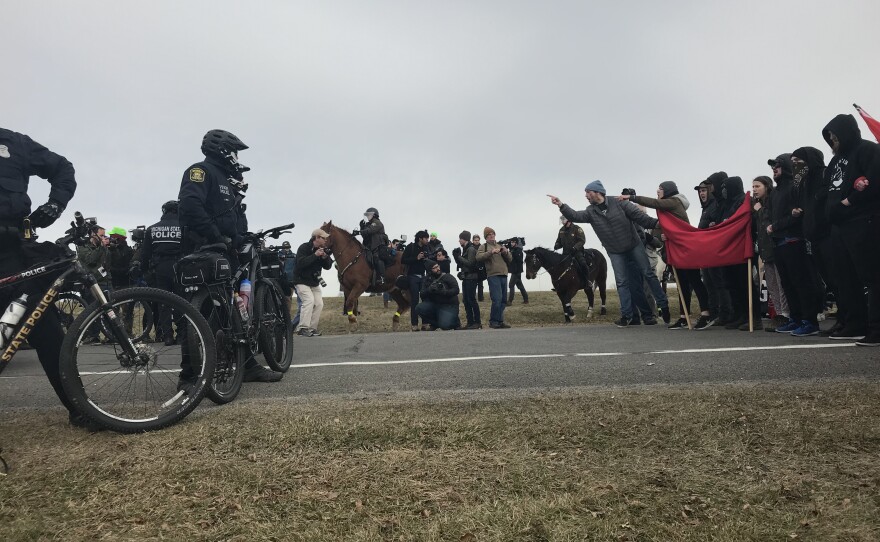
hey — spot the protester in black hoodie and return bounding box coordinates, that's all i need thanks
[766,154,822,337]
[718,176,762,330]
[821,113,880,346]
[696,172,734,325]
[791,146,835,322]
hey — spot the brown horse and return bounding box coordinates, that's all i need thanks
[524,247,608,323]
[320,221,410,331]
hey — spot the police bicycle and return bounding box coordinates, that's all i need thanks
[0,213,217,432]
[180,223,294,404]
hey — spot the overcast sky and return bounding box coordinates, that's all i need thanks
[6,0,879,293]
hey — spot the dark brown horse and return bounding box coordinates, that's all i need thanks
[320,221,410,331]
[524,247,608,323]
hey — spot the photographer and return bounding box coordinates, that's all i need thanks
[107,227,134,290]
[402,230,431,331]
[416,260,461,330]
[455,230,481,329]
[77,224,111,289]
[292,228,333,337]
[476,226,513,329]
[505,237,529,304]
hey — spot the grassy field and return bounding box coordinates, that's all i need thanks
[1,382,879,541]
[316,289,625,335]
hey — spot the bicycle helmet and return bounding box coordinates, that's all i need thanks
[201,129,249,173]
[162,200,179,215]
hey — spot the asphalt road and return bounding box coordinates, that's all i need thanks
[2,322,877,411]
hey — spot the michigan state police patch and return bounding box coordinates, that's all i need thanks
[189,168,205,182]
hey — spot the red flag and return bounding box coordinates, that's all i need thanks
[854,103,880,143]
[657,195,753,269]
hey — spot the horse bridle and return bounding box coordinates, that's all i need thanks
[326,228,364,279]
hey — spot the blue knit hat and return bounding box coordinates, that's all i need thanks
[584,180,606,195]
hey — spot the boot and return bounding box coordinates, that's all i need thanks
[508,293,515,304]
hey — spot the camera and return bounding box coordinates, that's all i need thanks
[314,273,328,288]
[130,226,146,244]
[500,236,525,250]
[621,188,637,197]
[323,247,333,257]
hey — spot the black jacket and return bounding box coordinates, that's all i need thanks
[178,157,240,249]
[768,155,804,240]
[792,146,829,241]
[402,242,429,276]
[822,114,880,224]
[508,245,524,274]
[292,241,332,287]
[455,242,479,280]
[141,212,182,270]
[420,272,460,305]
[0,128,76,223]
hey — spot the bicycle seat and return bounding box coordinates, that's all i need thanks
[199,243,229,254]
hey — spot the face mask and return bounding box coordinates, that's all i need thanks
[792,163,809,187]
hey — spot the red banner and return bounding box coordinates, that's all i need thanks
[855,104,880,143]
[657,195,753,269]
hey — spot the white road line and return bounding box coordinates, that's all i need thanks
[650,344,857,354]
[294,354,565,369]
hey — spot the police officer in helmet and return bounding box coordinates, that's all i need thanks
[352,207,387,286]
[177,129,282,384]
[142,200,183,345]
[0,127,100,429]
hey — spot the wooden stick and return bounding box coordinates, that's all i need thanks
[672,266,692,330]
[747,257,754,333]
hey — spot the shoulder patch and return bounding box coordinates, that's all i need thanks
[189,168,205,182]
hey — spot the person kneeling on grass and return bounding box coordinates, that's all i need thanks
[415,259,461,330]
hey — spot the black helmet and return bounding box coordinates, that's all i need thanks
[162,200,179,215]
[201,129,249,173]
[364,207,379,219]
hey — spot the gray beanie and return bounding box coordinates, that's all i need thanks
[584,180,606,195]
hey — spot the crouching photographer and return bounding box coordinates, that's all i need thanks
[292,228,333,337]
[415,259,461,330]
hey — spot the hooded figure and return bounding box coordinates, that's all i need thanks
[719,176,745,221]
[767,154,802,240]
[791,146,828,242]
[822,113,880,224]
[698,171,728,228]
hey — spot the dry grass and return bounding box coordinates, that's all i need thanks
[317,290,625,335]
[2,381,879,541]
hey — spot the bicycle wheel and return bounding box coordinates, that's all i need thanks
[54,292,86,331]
[254,280,293,372]
[190,289,245,404]
[58,287,216,433]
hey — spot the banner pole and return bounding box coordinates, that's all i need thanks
[671,266,692,329]
[747,257,754,332]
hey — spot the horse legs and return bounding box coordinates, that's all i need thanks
[560,291,575,324]
[389,287,409,332]
[598,281,608,315]
[584,281,596,318]
[344,289,362,332]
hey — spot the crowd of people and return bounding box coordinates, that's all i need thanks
[1,111,877,428]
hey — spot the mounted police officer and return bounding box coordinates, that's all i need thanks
[0,127,101,429]
[555,215,589,282]
[177,129,281,384]
[142,200,183,345]
[352,206,387,286]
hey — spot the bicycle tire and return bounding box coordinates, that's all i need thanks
[254,279,293,372]
[190,289,245,404]
[54,292,86,331]
[58,287,216,433]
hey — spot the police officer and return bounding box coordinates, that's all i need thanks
[142,200,183,345]
[554,216,589,281]
[177,129,282,384]
[0,127,99,429]
[352,207,387,286]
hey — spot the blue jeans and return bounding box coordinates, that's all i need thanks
[415,301,460,329]
[487,275,508,325]
[461,278,480,325]
[407,274,423,326]
[608,245,668,319]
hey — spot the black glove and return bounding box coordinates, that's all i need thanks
[351,229,360,236]
[28,200,64,228]
[359,220,366,229]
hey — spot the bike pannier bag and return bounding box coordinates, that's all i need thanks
[175,251,231,286]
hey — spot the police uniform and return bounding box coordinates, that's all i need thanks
[0,128,81,420]
[555,222,589,279]
[178,157,240,254]
[142,210,182,342]
[359,216,387,285]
